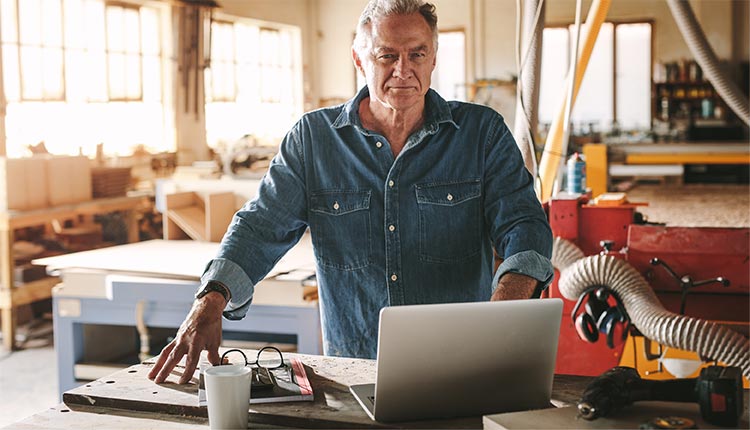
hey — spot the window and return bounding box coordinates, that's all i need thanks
[538,21,652,133]
[204,17,302,148]
[432,30,467,101]
[355,30,468,101]
[1,0,170,157]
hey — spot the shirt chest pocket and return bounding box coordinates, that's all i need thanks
[415,180,482,263]
[310,190,372,270]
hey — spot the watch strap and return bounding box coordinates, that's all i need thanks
[195,280,231,302]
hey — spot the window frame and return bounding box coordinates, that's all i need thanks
[541,19,654,130]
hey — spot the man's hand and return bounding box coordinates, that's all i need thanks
[147,292,226,384]
[490,272,538,301]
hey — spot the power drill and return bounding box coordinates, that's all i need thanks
[577,365,744,427]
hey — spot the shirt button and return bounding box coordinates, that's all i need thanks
[388,180,394,187]
[333,202,340,210]
[388,225,395,232]
[447,194,454,201]
[391,274,398,282]
[376,142,382,148]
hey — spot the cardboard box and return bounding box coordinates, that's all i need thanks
[46,156,92,206]
[0,156,49,211]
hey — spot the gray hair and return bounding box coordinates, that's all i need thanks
[353,0,438,56]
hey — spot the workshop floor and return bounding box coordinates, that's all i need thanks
[0,318,58,427]
[0,182,747,427]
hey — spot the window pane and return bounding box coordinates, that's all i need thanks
[85,50,107,101]
[3,44,20,101]
[84,0,105,51]
[237,63,260,101]
[235,24,258,63]
[107,5,125,52]
[42,47,63,98]
[109,53,125,99]
[19,0,42,45]
[20,46,43,99]
[140,7,160,55]
[212,22,233,61]
[41,0,63,47]
[433,31,466,101]
[142,55,161,101]
[570,22,613,129]
[1,0,18,43]
[124,7,140,54]
[616,23,651,129]
[64,0,85,49]
[538,27,569,127]
[66,49,87,102]
[125,53,141,99]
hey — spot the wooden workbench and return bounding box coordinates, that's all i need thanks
[0,195,149,350]
[7,350,593,429]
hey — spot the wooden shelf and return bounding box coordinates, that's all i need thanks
[0,195,149,350]
[0,277,61,308]
[164,191,235,242]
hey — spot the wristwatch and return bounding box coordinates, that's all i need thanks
[195,280,231,302]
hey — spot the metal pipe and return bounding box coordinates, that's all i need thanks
[666,0,749,126]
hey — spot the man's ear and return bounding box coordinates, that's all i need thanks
[352,47,364,76]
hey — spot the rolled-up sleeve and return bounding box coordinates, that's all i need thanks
[199,121,309,320]
[483,115,553,289]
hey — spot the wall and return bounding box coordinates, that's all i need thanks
[213,0,747,109]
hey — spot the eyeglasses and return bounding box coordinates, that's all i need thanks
[220,346,286,369]
[220,347,286,390]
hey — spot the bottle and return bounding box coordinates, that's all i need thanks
[566,153,586,194]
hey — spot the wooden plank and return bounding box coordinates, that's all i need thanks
[1,195,147,229]
[168,206,207,241]
[205,192,235,242]
[0,277,61,308]
[165,191,199,210]
[64,351,584,429]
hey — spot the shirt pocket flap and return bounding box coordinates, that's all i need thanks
[310,190,371,215]
[415,180,481,206]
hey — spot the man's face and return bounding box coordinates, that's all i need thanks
[354,13,437,112]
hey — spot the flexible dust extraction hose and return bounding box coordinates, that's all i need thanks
[552,237,750,378]
[666,0,750,125]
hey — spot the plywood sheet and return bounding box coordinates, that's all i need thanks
[34,234,315,280]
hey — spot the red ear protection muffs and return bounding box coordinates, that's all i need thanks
[571,286,630,348]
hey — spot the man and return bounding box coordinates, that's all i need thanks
[149,0,552,385]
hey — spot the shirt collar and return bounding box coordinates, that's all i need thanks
[332,86,460,132]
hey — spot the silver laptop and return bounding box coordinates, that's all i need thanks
[349,298,563,422]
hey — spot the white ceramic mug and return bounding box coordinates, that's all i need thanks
[204,364,253,430]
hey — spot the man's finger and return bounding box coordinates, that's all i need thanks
[154,344,186,384]
[207,346,221,366]
[180,348,200,384]
[148,341,175,380]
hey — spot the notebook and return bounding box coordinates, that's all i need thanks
[349,298,563,422]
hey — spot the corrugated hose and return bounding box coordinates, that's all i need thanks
[552,237,750,378]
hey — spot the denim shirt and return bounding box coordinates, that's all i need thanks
[202,87,553,359]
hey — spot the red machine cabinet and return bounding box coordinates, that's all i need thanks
[547,196,750,377]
